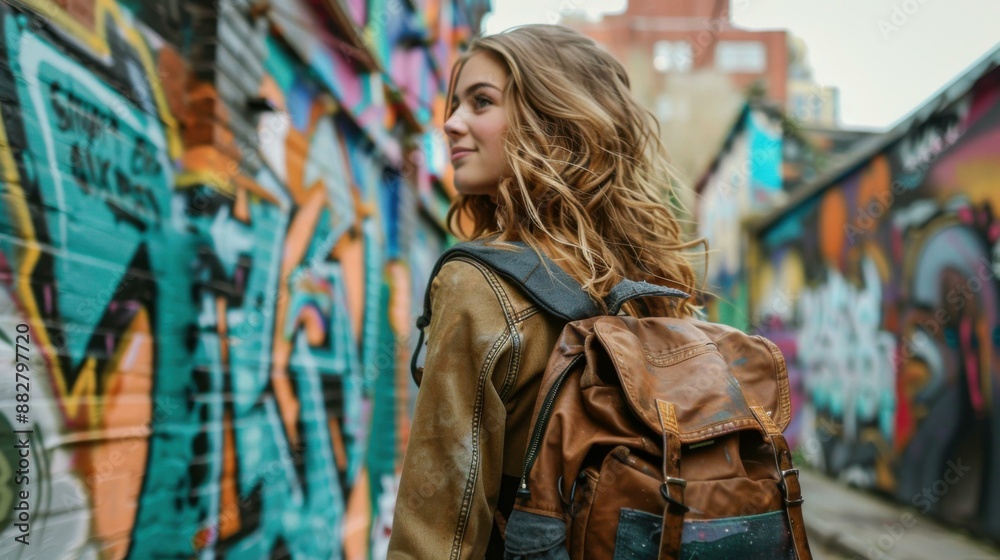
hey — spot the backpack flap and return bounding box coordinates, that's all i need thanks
[695,323,793,433]
[591,317,762,443]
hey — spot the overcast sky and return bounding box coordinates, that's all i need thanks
[483,0,1000,130]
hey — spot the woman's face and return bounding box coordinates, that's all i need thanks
[444,52,511,198]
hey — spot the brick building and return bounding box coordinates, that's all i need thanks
[567,0,835,203]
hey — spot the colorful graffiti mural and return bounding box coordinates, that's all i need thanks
[697,105,784,330]
[752,58,1000,540]
[0,0,485,557]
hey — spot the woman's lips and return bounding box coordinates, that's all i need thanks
[451,149,473,162]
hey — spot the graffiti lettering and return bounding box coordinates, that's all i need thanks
[752,69,1000,539]
[49,81,164,223]
[49,80,119,138]
[67,141,163,223]
[799,258,897,446]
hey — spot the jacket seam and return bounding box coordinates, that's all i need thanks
[498,308,541,400]
[458,258,524,402]
[445,258,519,559]
[513,306,541,323]
[479,261,521,402]
[498,327,520,402]
[450,326,510,560]
[495,328,518,404]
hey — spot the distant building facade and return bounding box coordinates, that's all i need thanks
[566,0,786,212]
[568,0,840,201]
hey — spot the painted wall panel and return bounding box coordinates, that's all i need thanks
[753,68,1000,540]
[698,108,783,330]
[0,0,488,557]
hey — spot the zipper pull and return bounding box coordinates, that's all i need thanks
[516,476,531,499]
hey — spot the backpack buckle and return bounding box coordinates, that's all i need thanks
[660,479,689,513]
[664,476,687,488]
[780,468,804,505]
[558,474,588,509]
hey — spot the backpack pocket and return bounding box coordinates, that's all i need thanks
[613,508,664,560]
[612,508,796,560]
[573,443,791,559]
[571,446,664,560]
[504,509,569,560]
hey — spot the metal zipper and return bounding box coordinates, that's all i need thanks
[517,354,583,499]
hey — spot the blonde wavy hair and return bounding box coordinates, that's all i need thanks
[445,24,704,317]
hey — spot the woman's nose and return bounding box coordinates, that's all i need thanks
[444,111,466,138]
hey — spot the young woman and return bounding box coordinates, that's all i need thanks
[387,24,702,559]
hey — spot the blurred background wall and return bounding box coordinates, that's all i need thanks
[572,0,1000,541]
[0,0,486,557]
[748,53,1000,541]
[693,34,1000,540]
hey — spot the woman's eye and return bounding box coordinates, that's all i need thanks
[474,95,492,109]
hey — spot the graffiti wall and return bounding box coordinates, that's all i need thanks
[0,0,483,557]
[697,105,783,330]
[753,61,1000,540]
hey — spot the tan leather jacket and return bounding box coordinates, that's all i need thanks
[388,257,566,560]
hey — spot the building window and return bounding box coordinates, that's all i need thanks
[653,40,693,73]
[793,95,808,120]
[714,41,766,73]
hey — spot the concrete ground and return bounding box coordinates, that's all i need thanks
[800,469,1000,560]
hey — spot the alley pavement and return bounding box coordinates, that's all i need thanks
[801,468,1000,559]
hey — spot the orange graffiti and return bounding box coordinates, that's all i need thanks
[818,188,848,265]
[387,261,412,461]
[219,408,241,540]
[343,468,372,560]
[286,129,313,205]
[332,187,368,340]
[157,47,187,123]
[271,186,327,447]
[258,75,288,113]
[81,308,153,560]
[955,160,1000,210]
[329,417,349,472]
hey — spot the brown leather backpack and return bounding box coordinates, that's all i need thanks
[505,315,812,559]
[413,239,813,559]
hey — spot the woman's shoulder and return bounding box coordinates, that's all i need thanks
[429,257,534,318]
[432,257,492,291]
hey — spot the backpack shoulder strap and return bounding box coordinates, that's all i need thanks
[424,237,601,323]
[410,237,690,381]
